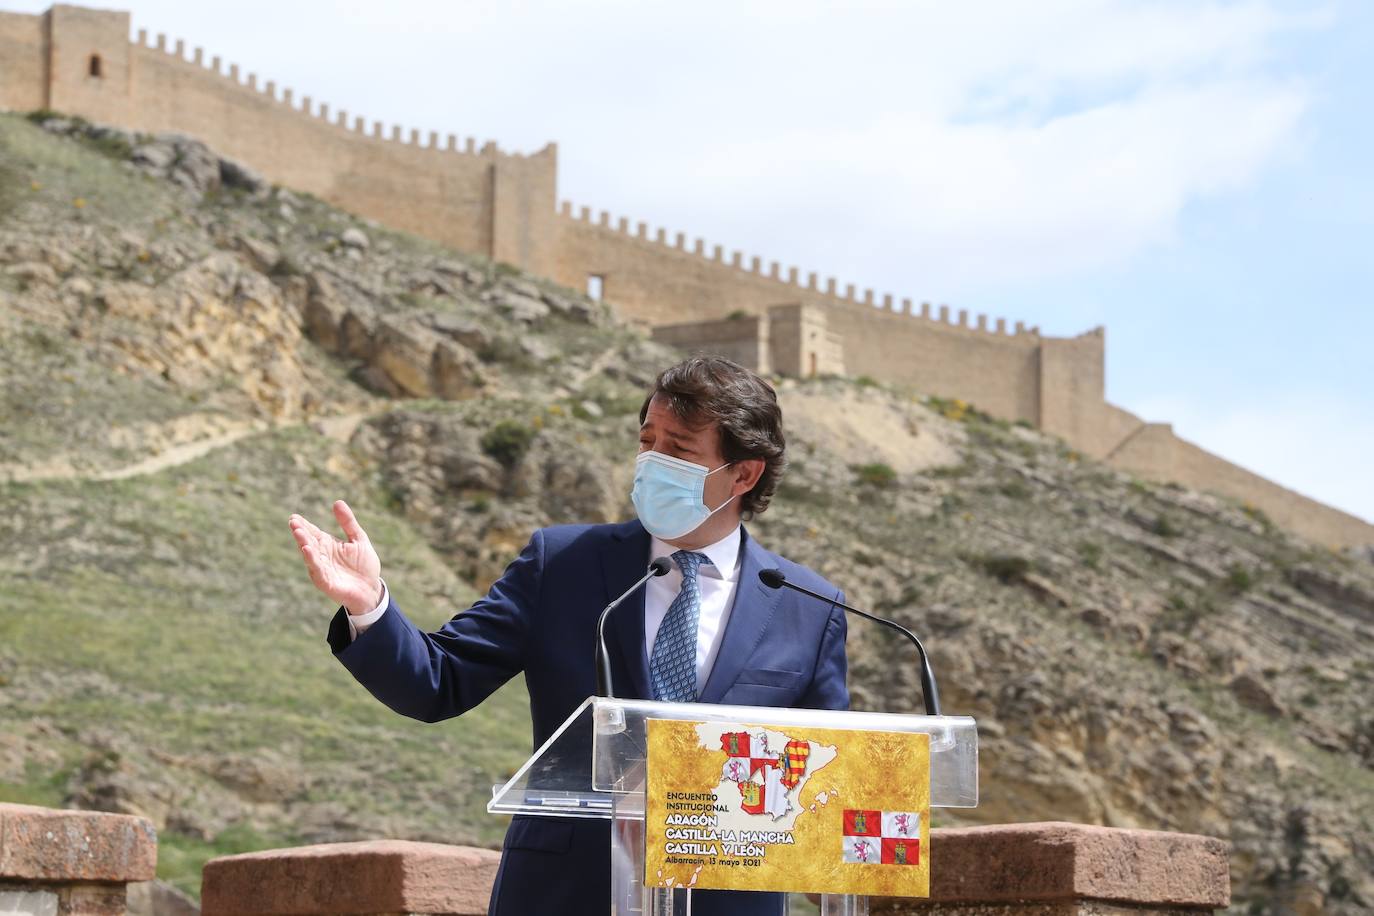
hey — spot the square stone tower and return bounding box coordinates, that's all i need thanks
[766,303,845,378]
[43,5,133,122]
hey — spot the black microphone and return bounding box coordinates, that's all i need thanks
[759,568,942,717]
[596,557,673,698]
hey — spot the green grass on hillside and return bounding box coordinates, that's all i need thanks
[0,426,533,897]
[0,114,181,230]
[0,319,218,467]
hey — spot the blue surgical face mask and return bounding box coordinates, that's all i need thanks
[631,451,735,541]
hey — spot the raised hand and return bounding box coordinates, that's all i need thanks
[289,500,383,615]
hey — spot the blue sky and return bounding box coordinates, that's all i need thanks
[12,0,1370,522]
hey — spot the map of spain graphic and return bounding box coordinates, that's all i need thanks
[699,724,838,832]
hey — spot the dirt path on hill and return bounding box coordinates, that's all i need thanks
[0,410,379,485]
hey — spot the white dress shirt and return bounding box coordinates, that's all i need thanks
[347,526,745,695]
[644,525,742,695]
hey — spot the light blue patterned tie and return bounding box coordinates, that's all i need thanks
[650,550,709,702]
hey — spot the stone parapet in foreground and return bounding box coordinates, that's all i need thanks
[0,802,158,915]
[873,821,1231,915]
[201,840,500,916]
[201,822,1228,915]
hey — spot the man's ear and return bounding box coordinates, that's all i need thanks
[731,458,766,495]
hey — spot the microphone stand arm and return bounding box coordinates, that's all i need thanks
[595,559,672,698]
[772,576,942,717]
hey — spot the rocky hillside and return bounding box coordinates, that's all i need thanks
[1,113,1371,913]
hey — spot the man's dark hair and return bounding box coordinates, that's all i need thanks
[639,356,786,518]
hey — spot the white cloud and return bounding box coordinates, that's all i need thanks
[539,1,1323,299]
[624,78,1309,293]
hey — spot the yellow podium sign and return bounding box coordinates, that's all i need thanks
[644,718,930,897]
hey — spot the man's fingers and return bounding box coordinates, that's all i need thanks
[299,540,322,571]
[289,522,314,551]
[290,514,333,551]
[333,499,368,544]
[289,513,320,539]
[299,542,331,587]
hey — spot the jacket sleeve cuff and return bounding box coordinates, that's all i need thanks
[345,579,390,640]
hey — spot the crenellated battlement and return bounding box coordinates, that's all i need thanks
[0,5,558,275]
[130,26,506,159]
[557,200,1039,340]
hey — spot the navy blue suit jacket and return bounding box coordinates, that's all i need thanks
[328,519,849,916]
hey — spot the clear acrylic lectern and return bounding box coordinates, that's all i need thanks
[489,697,978,915]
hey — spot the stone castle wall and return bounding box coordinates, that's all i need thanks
[651,304,846,378]
[0,12,49,113]
[1108,422,1374,549]
[2,4,1370,547]
[557,209,1049,423]
[547,205,1374,550]
[1,6,560,277]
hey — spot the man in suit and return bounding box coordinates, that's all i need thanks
[289,356,849,915]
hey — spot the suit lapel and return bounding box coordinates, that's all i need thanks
[600,520,653,700]
[698,527,783,704]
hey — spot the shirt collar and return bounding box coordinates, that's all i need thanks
[649,525,742,582]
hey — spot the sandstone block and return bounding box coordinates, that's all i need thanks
[0,803,156,884]
[201,840,500,915]
[339,309,377,360]
[871,822,1229,912]
[372,318,441,397]
[303,274,349,353]
[432,340,484,400]
[56,883,128,915]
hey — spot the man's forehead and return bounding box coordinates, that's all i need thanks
[642,396,714,435]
